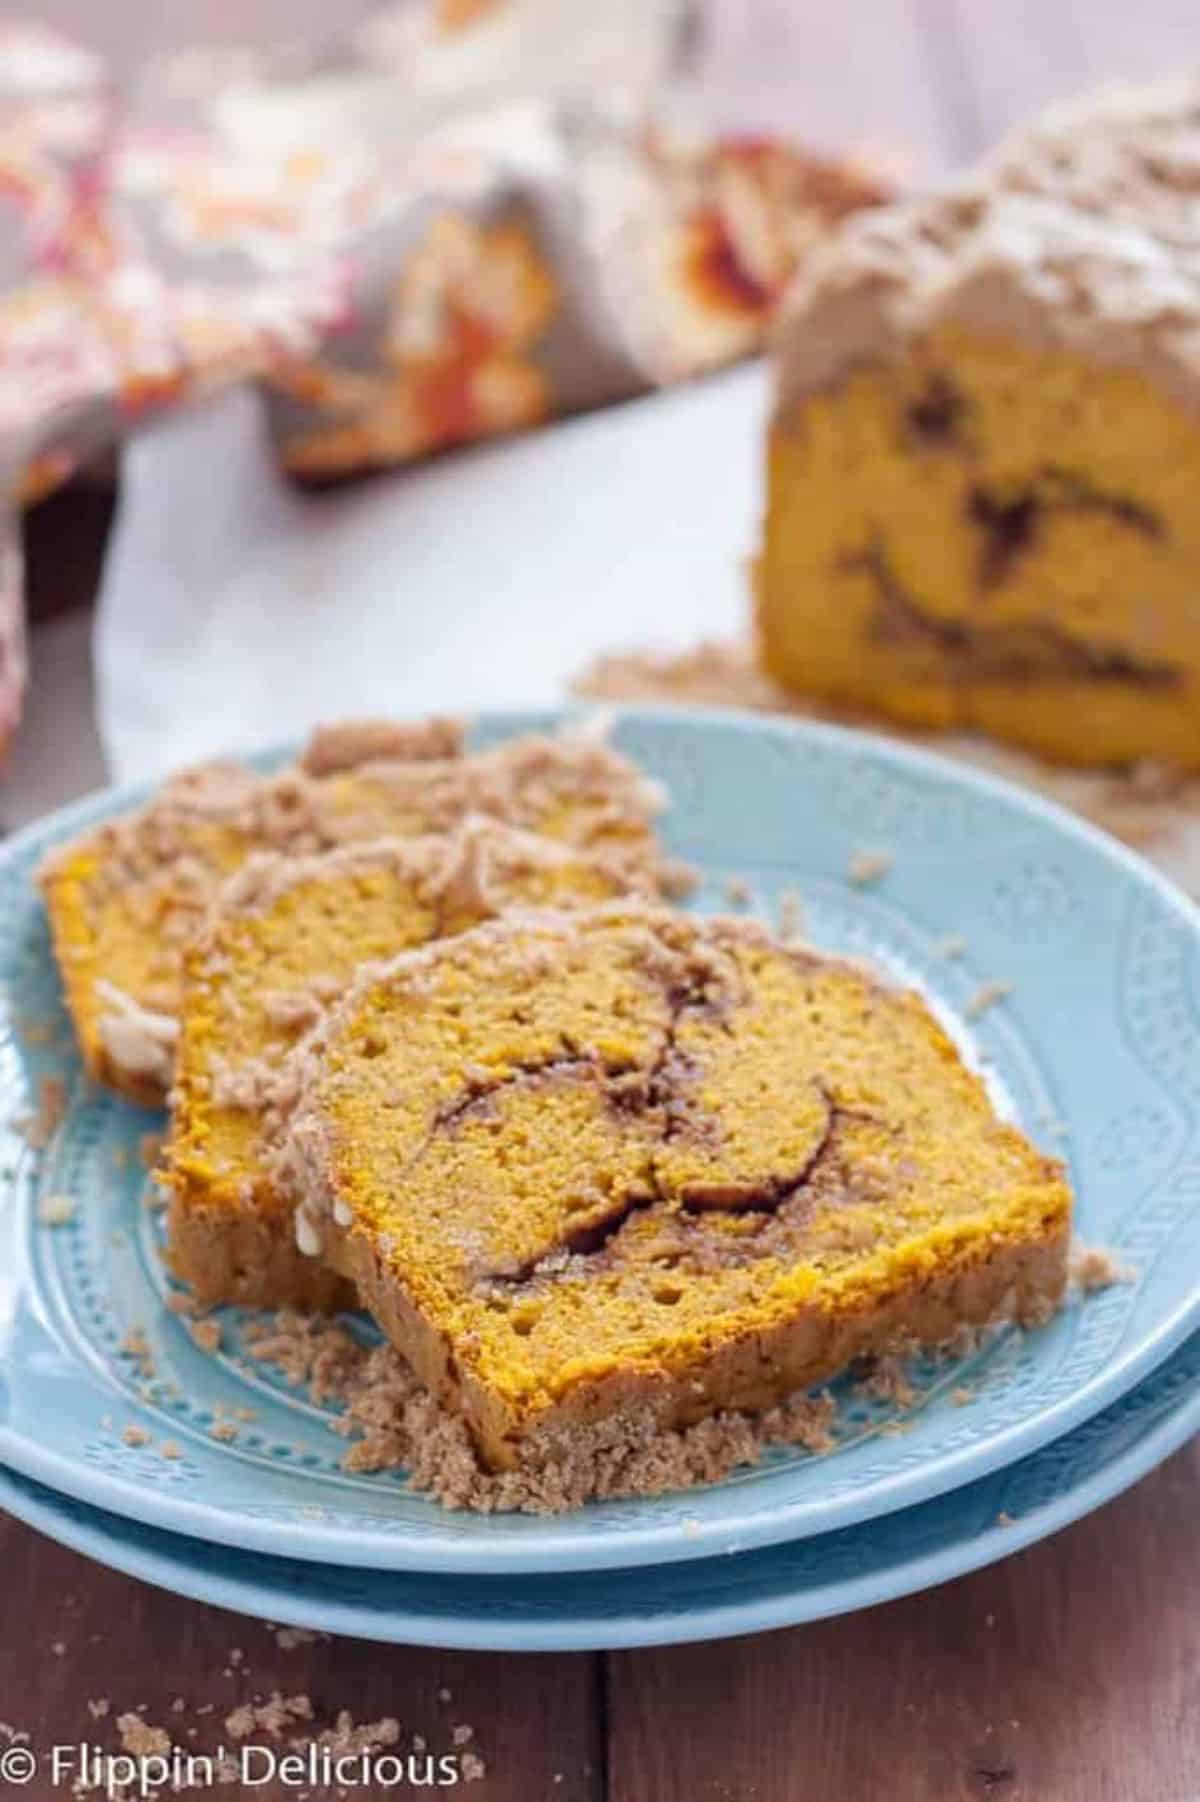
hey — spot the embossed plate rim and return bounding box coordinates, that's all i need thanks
[2,1326,1198,1650]
[1,704,1199,1575]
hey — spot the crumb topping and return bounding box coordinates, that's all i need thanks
[40,718,676,1100]
[299,715,464,776]
[776,78,1200,417]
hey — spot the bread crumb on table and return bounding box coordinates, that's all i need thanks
[115,1713,170,1758]
[273,1625,322,1651]
[225,1693,313,1740]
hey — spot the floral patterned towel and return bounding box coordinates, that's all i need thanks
[0,0,894,751]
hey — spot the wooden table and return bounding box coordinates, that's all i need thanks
[4,6,1200,1798]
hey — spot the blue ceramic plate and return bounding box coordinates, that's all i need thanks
[3,1326,1198,1650]
[1,707,1199,1575]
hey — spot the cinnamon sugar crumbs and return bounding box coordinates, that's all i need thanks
[213,1275,1089,1515]
[17,1075,67,1150]
[115,1714,170,1758]
[574,638,1200,884]
[300,716,463,777]
[240,1308,840,1514]
[118,1327,155,1379]
[576,640,786,712]
[225,1694,314,1740]
[241,1311,363,1398]
[189,1318,222,1354]
[311,1711,400,1756]
[138,1132,164,1171]
[1070,1244,1130,1292]
[846,849,892,886]
[659,857,700,901]
[855,1355,917,1411]
[37,1192,75,1226]
[72,1687,466,1801]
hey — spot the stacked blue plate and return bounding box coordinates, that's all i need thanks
[2,709,1198,1648]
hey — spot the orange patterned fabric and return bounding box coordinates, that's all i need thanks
[0,7,894,747]
[272,214,558,477]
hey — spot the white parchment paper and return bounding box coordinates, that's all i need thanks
[95,365,765,781]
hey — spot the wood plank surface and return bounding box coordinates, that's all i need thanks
[611,1442,1200,1802]
[1,1522,605,1801]
[3,5,1199,1802]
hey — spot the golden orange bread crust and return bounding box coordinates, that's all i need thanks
[761,80,1200,770]
[281,903,1072,1470]
[760,322,1200,768]
[164,820,656,1309]
[37,715,673,1106]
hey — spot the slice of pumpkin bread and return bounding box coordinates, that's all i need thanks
[164,820,656,1309]
[281,903,1071,1471]
[39,716,672,1106]
[759,78,1200,768]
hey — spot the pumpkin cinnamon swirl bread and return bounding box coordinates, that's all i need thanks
[165,819,655,1309]
[759,78,1200,768]
[39,716,674,1106]
[281,903,1071,1470]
